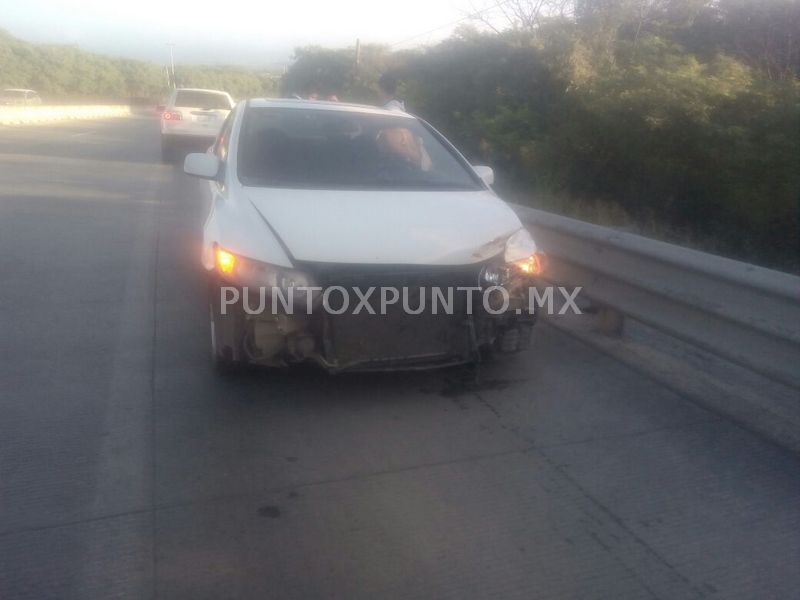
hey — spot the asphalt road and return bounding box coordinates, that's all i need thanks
[1,117,798,600]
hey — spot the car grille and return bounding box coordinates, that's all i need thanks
[313,266,481,370]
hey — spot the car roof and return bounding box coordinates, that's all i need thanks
[3,88,37,93]
[174,88,231,95]
[245,97,414,119]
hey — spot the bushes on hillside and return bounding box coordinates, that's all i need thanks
[282,10,799,271]
[0,29,279,102]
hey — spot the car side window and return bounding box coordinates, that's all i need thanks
[214,109,236,163]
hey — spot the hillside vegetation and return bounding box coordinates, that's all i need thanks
[283,0,800,272]
[0,30,279,100]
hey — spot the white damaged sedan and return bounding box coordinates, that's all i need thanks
[184,98,544,373]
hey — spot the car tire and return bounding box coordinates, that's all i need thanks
[208,276,247,375]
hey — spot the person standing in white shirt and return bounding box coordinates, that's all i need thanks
[378,74,405,111]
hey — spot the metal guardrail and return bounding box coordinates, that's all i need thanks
[513,204,800,390]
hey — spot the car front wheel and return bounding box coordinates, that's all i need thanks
[208,276,247,374]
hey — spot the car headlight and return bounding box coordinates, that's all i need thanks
[215,246,315,291]
[479,264,512,288]
[504,229,545,277]
[504,229,538,262]
[277,269,315,290]
[479,230,545,288]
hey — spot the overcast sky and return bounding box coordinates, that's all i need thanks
[4,0,481,66]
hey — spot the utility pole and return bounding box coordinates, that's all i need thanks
[166,43,176,88]
[354,38,361,76]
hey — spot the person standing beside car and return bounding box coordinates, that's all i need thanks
[378,74,405,111]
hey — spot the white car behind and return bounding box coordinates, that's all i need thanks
[160,88,234,162]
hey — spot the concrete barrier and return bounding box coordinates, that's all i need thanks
[0,105,132,126]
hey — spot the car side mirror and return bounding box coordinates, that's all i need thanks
[184,153,221,180]
[473,165,494,186]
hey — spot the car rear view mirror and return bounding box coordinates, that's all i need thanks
[473,165,494,186]
[184,153,221,180]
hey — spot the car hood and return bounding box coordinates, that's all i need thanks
[243,187,524,265]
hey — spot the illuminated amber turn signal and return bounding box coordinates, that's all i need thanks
[216,248,236,274]
[513,252,545,276]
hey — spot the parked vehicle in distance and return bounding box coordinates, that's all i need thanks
[183,99,543,374]
[1,89,42,105]
[160,88,234,162]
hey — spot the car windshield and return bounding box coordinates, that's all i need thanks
[3,90,26,98]
[174,90,230,109]
[237,107,482,191]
